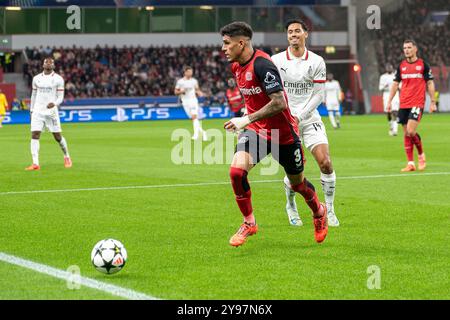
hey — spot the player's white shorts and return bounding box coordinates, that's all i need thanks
[300,120,329,152]
[383,94,400,113]
[182,100,199,118]
[31,112,62,132]
[326,102,340,111]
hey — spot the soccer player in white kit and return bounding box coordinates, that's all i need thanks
[174,66,207,141]
[272,19,340,227]
[379,63,400,136]
[324,73,342,129]
[25,58,72,171]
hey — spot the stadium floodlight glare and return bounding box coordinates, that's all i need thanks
[325,46,336,54]
[5,7,21,11]
[353,64,361,72]
[200,6,214,10]
[145,6,154,11]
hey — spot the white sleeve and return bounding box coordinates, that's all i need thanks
[175,79,181,89]
[54,77,65,106]
[298,82,325,120]
[30,77,37,112]
[313,59,326,83]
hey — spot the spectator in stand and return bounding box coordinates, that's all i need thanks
[24,45,236,99]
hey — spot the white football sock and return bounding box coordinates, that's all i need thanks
[335,111,341,126]
[197,119,204,134]
[58,136,70,157]
[192,119,200,137]
[320,171,336,213]
[392,120,398,135]
[283,176,296,207]
[31,139,40,166]
[328,111,337,128]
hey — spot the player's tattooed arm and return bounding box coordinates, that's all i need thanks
[224,91,286,132]
[248,91,286,123]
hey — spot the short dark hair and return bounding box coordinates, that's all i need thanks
[220,21,253,39]
[183,65,193,72]
[284,19,309,32]
[403,39,417,46]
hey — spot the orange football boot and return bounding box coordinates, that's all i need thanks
[25,164,40,171]
[313,203,328,243]
[229,222,258,247]
[418,154,426,171]
[401,162,416,172]
[64,156,72,168]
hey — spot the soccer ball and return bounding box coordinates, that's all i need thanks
[91,239,127,274]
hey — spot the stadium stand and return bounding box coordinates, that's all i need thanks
[23,45,231,99]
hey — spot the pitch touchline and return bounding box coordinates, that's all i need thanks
[1,172,449,196]
[0,252,159,300]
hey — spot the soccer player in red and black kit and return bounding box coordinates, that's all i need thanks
[226,78,245,117]
[387,40,436,172]
[220,21,328,247]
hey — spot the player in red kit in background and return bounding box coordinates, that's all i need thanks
[387,40,436,172]
[226,78,245,117]
[221,21,328,247]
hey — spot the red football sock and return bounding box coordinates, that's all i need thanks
[412,133,423,155]
[291,178,322,217]
[404,134,414,162]
[230,167,254,222]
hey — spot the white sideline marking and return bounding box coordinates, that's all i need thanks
[1,172,449,196]
[0,252,158,300]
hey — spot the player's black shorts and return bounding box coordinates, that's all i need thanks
[398,107,423,125]
[235,130,304,175]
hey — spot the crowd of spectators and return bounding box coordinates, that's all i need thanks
[23,45,233,100]
[374,0,449,90]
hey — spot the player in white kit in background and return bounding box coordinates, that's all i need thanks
[25,58,72,171]
[379,63,400,136]
[324,73,342,129]
[175,66,207,141]
[272,19,340,227]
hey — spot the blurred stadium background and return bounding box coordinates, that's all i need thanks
[0,0,448,123]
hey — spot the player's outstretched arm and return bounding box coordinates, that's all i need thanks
[248,91,286,123]
[224,91,286,132]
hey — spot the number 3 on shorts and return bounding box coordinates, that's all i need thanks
[294,148,302,166]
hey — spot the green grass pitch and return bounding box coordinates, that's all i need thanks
[0,114,449,300]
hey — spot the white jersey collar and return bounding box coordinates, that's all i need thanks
[287,46,309,61]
